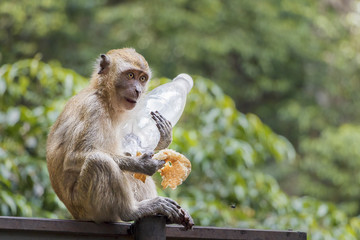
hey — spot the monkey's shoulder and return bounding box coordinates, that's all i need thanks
[63,88,105,119]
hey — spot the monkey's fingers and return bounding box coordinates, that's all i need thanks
[152,115,165,133]
[163,197,181,209]
[151,111,172,128]
[156,111,172,128]
[151,112,164,127]
[180,208,194,231]
[157,160,166,170]
[157,112,172,130]
[160,119,172,133]
[161,203,183,224]
[151,112,172,140]
[155,122,165,133]
[141,151,155,159]
[162,199,187,226]
[155,125,171,143]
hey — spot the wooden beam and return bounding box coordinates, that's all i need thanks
[0,216,307,240]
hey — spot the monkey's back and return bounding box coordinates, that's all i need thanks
[46,87,118,205]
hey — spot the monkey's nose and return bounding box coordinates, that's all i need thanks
[135,89,141,97]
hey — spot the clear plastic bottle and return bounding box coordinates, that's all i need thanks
[122,74,193,155]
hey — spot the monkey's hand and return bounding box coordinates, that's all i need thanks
[138,197,194,230]
[136,151,166,176]
[151,111,172,151]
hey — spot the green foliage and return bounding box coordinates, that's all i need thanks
[1,0,360,239]
[0,0,356,123]
[1,57,360,239]
[299,125,360,215]
[0,0,103,73]
[1,0,359,154]
[154,76,296,225]
[0,58,87,218]
[1,0,359,141]
[154,77,360,240]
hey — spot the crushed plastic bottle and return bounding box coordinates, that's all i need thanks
[122,74,193,156]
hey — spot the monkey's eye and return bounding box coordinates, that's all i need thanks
[140,76,147,82]
[127,72,134,79]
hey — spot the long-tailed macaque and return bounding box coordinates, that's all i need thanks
[46,48,194,230]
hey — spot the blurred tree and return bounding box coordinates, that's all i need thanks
[298,125,360,215]
[1,0,359,137]
[1,0,360,238]
[0,0,103,75]
[0,0,357,118]
[1,58,359,239]
[0,57,87,218]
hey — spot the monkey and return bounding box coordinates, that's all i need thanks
[46,48,194,230]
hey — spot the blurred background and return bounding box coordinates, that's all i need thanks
[1,0,360,239]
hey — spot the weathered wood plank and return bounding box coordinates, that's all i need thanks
[133,215,166,240]
[0,216,307,240]
[166,225,307,240]
[0,216,132,239]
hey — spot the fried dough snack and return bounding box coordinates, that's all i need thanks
[133,172,147,183]
[133,149,191,190]
[155,149,191,189]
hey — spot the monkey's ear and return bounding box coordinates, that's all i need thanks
[98,54,110,74]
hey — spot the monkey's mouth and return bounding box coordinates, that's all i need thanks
[125,97,137,104]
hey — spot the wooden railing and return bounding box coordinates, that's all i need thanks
[0,216,307,240]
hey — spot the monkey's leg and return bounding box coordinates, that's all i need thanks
[72,151,137,222]
[73,151,193,229]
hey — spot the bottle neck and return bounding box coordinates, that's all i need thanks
[172,74,193,93]
[171,80,189,94]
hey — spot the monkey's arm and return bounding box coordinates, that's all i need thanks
[111,151,165,176]
[151,111,173,151]
[63,150,164,176]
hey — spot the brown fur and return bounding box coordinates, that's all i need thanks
[46,48,193,229]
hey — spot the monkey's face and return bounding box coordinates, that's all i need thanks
[97,48,151,111]
[115,70,149,110]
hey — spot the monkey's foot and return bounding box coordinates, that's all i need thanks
[179,208,194,230]
[164,206,194,230]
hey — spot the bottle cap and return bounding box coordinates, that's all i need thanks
[173,74,193,93]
